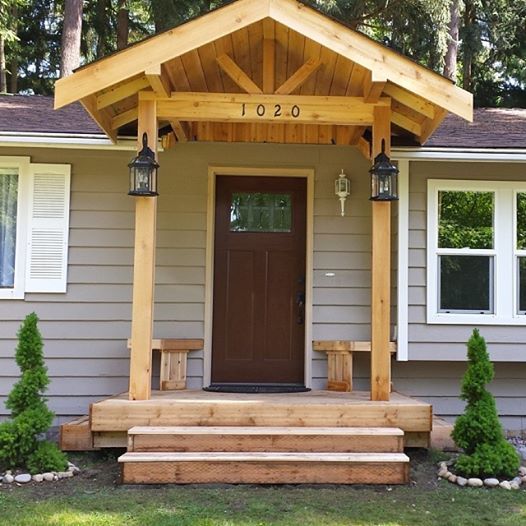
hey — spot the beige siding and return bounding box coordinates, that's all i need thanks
[0,146,525,431]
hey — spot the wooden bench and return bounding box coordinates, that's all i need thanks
[313,340,397,392]
[127,339,204,390]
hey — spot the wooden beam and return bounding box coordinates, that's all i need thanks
[262,18,275,94]
[151,92,390,126]
[419,107,447,144]
[111,107,138,129]
[216,54,263,94]
[96,76,151,110]
[274,57,323,95]
[363,71,387,103]
[167,119,190,142]
[383,83,435,119]
[356,137,371,160]
[54,0,270,108]
[391,111,422,136]
[145,64,188,141]
[129,98,158,401]
[268,0,473,121]
[80,95,117,142]
[371,104,391,402]
[145,65,171,98]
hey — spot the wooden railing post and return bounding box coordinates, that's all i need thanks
[371,105,392,401]
[129,98,158,400]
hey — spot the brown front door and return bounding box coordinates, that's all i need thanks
[211,176,306,384]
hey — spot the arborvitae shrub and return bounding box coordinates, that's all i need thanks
[452,329,519,478]
[0,313,67,472]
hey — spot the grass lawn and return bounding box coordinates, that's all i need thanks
[1,450,525,526]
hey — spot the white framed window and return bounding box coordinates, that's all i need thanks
[0,157,70,299]
[427,179,526,325]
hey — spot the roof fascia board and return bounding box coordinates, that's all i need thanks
[0,133,139,151]
[393,148,526,162]
[54,0,271,109]
[269,0,473,121]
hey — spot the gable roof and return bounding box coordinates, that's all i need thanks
[2,95,521,150]
[53,0,472,148]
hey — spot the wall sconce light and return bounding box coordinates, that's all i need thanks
[128,132,159,197]
[369,139,399,201]
[335,169,350,216]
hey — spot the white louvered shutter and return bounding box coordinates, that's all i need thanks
[25,164,71,293]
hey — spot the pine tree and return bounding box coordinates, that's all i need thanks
[0,313,67,472]
[452,329,520,478]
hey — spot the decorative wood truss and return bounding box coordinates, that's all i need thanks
[55,0,472,155]
[54,0,473,403]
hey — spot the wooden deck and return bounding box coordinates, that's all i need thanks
[87,390,432,448]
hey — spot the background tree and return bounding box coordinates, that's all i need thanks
[60,0,83,76]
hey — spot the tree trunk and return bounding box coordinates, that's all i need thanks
[116,0,129,50]
[60,0,83,77]
[443,0,459,81]
[0,36,6,93]
[462,1,475,92]
[9,57,18,93]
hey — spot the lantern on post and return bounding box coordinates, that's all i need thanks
[128,132,159,197]
[369,139,399,201]
[335,169,350,216]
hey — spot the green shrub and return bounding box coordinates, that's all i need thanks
[0,313,67,472]
[27,441,68,473]
[452,329,519,478]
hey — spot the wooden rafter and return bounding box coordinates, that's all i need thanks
[216,54,263,94]
[149,91,390,126]
[419,107,447,144]
[81,95,118,142]
[391,111,422,136]
[383,83,435,119]
[274,57,323,95]
[112,107,138,129]
[363,71,387,103]
[96,76,150,110]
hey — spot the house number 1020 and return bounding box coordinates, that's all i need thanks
[241,103,301,119]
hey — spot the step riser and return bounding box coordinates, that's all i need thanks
[122,460,409,485]
[131,434,403,453]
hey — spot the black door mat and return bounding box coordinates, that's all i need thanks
[203,384,311,394]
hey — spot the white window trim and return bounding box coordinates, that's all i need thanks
[427,179,526,325]
[0,157,31,300]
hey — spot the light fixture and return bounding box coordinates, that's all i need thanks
[335,168,350,216]
[369,139,399,201]
[128,132,159,197]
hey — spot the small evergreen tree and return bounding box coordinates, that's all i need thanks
[0,313,67,472]
[452,329,519,478]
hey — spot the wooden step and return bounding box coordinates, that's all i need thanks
[119,451,410,484]
[128,426,404,453]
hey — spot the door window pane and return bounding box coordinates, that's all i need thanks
[230,193,292,232]
[517,193,526,250]
[439,255,493,312]
[438,190,494,249]
[0,170,18,288]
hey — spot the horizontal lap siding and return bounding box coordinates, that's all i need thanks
[405,161,526,430]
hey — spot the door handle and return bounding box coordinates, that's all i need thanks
[296,292,305,325]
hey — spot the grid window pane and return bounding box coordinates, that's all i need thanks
[438,190,494,249]
[0,170,18,288]
[439,255,492,312]
[517,193,526,250]
[230,192,292,232]
[518,258,526,313]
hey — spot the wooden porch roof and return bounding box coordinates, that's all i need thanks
[54,0,473,153]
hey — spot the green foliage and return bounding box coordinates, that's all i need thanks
[0,313,67,472]
[452,329,520,478]
[27,441,67,473]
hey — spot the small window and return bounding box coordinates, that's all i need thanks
[230,192,292,232]
[0,168,18,288]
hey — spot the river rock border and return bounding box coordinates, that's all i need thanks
[438,462,526,489]
[0,462,80,485]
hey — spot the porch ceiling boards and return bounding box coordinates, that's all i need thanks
[54,0,473,153]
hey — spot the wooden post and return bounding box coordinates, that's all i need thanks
[371,105,391,401]
[129,98,158,400]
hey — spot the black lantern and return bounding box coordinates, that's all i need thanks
[369,139,398,201]
[128,132,159,196]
